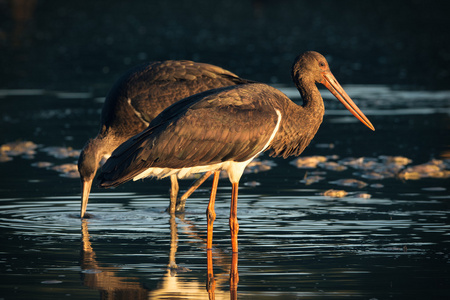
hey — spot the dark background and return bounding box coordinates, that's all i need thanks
[1,0,449,93]
[1,2,450,299]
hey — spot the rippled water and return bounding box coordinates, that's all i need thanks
[1,86,450,299]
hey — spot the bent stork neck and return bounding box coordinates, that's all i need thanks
[268,78,325,158]
[296,78,325,115]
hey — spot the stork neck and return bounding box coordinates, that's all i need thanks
[296,78,325,114]
[98,127,129,151]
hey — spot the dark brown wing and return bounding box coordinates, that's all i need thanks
[98,84,280,188]
[100,60,253,136]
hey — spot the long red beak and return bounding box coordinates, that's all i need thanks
[321,71,375,131]
[81,179,92,218]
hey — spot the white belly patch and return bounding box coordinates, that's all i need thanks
[132,109,282,184]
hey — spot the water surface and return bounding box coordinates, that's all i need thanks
[1,86,449,299]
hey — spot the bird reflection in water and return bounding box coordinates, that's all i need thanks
[80,218,238,299]
[81,219,148,299]
[206,250,239,300]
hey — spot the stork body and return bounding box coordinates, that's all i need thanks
[98,51,374,252]
[78,60,252,217]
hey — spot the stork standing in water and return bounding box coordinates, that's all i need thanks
[98,51,375,254]
[78,60,253,218]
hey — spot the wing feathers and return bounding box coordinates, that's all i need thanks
[99,84,282,187]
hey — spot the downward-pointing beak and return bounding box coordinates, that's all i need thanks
[81,179,92,218]
[321,71,375,131]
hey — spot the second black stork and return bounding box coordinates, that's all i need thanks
[78,60,253,218]
[98,51,375,253]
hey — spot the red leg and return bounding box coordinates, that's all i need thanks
[206,249,216,299]
[168,214,178,276]
[229,182,239,253]
[168,175,179,214]
[176,171,213,212]
[178,171,213,202]
[230,251,239,299]
[206,171,220,250]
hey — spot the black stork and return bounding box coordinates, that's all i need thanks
[78,60,253,218]
[97,51,375,253]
